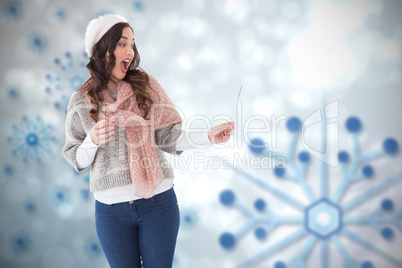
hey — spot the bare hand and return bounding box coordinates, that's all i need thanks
[90,118,116,145]
[208,122,235,144]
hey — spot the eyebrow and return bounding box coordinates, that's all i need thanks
[120,36,134,41]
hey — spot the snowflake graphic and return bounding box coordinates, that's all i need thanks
[23,199,37,214]
[7,86,19,99]
[3,163,15,177]
[2,0,24,22]
[54,7,66,21]
[133,0,145,11]
[219,110,401,268]
[180,207,199,230]
[49,185,72,207]
[83,236,103,259]
[45,51,90,112]
[26,31,49,54]
[8,230,31,254]
[7,115,57,164]
[80,188,90,200]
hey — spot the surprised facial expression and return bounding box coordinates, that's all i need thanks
[106,27,135,81]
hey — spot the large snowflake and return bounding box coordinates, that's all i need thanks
[219,112,401,268]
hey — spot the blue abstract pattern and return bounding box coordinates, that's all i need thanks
[219,114,401,268]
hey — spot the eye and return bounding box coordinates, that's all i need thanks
[119,43,125,47]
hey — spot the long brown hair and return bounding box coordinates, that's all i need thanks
[81,22,155,123]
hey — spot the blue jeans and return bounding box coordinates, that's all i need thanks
[95,186,180,268]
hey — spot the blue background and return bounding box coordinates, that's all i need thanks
[0,0,401,267]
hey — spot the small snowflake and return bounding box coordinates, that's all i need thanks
[8,230,31,254]
[49,185,72,207]
[24,200,37,214]
[83,236,103,259]
[7,86,19,99]
[54,7,66,21]
[133,0,145,11]
[180,208,199,230]
[26,31,49,54]
[3,164,15,177]
[2,0,24,22]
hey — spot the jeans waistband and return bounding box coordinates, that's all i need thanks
[128,185,174,204]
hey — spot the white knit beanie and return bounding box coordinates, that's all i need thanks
[85,14,128,58]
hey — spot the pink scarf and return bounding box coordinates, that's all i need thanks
[81,76,182,198]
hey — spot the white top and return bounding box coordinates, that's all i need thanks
[76,128,211,204]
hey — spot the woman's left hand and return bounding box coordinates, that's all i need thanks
[208,121,235,144]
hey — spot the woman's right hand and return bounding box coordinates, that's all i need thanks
[90,118,116,145]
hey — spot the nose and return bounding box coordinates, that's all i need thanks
[125,46,132,54]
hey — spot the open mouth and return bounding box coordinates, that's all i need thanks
[120,60,129,73]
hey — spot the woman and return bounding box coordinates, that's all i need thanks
[62,14,235,268]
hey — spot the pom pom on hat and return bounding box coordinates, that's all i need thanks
[85,14,128,58]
